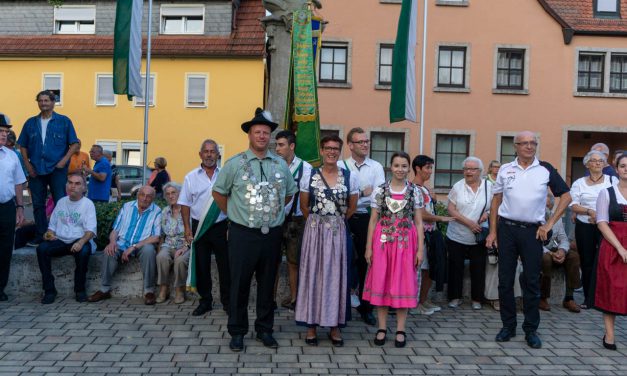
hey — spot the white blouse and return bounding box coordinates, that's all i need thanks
[446,178,493,245]
[570,175,616,223]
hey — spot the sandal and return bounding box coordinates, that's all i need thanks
[374,329,386,346]
[328,331,344,347]
[395,331,406,348]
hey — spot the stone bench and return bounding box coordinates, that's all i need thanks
[7,247,567,305]
[6,247,291,304]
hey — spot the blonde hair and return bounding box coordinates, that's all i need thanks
[154,157,167,169]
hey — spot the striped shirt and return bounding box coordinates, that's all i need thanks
[113,200,162,250]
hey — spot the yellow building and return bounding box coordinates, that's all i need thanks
[0,0,265,182]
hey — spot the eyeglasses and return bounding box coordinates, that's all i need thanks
[514,141,538,148]
[463,167,481,172]
[588,159,605,164]
[322,146,341,152]
[350,139,370,146]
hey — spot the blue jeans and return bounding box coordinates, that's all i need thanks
[36,239,91,293]
[29,168,67,238]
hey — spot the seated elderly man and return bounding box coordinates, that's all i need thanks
[88,186,162,305]
[539,193,581,313]
[36,173,96,304]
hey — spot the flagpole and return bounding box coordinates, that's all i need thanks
[142,0,153,185]
[419,0,427,154]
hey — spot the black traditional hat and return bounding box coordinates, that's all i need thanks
[241,107,278,133]
[0,113,11,128]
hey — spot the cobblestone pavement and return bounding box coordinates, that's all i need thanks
[0,293,625,376]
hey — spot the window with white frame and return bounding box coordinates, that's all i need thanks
[134,74,156,107]
[378,44,394,86]
[319,43,348,83]
[186,74,207,107]
[122,142,142,165]
[437,46,467,88]
[496,49,525,90]
[160,5,204,34]
[434,134,469,189]
[54,6,95,34]
[370,132,405,179]
[595,0,620,17]
[500,136,516,164]
[43,74,62,105]
[96,74,115,106]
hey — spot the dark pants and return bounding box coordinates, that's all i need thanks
[192,219,230,309]
[29,168,67,238]
[36,239,91,293]
[497,220,543,334]
[574,220,601,305]
[227,222,282,336]
[0,200,17,293]
[446,238,486,302]
[347,213,372,314]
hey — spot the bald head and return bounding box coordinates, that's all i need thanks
[137,185,156,211]
[514,131,537,144]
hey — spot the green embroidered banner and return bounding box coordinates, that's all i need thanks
[285,10,322,167]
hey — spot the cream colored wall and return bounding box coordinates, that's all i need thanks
[0,57,264,181]
[316,0,627,180]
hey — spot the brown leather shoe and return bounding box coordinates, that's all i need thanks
[87,290,111,302]
[562,300,581,313]
[144,292,156,305]
[539,298,551,311]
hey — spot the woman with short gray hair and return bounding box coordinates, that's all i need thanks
[570,150,617,309]
[156,182,188,304]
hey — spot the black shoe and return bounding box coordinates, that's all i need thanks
[361,312,376,326]
[394,331,407,348]
[525,331,542,349]
[27,238,43,247]
[256,332,279,349]
[495,327,517,342]
[75,292,88,302]
[327,332,344,347]
[229,335,244,352]
[192,303,212,316]
[603,335,617,351]
[0,292,7,301]
[41,291,57,304]
[374,329,386,346]
[305,337,318,346]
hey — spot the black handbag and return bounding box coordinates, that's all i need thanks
[474,179,489,244]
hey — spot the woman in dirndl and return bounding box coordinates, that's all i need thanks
[593,153,627,351]
[363,151,424,348]
[295,135,358,347]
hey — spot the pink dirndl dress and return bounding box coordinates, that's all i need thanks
[363,182,422,308]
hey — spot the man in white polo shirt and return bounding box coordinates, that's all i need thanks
[340,127,385,325]
[486,131,571,349]
[179,139,230,315]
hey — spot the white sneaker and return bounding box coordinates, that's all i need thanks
[472,302,482,310]
[410,304,434,316]
[423,300,442,312]
[448,299,463,308]
[350,293,361,308]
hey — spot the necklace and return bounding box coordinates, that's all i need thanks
[589,174,603,183]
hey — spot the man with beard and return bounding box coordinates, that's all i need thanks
[178,139,230,315]
[213,108,297,351]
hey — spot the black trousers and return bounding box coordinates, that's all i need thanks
[0,200,16,293]
[497,220,543,334]
[36,239,91,293]
[574,220,601,306]
[446,238,486,302]
[227,222,282,336]
[192,219,230,309]
[347,213,372,314]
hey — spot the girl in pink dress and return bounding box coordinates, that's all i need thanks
[363,151,424,348]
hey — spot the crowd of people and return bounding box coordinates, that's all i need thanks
[0,93,626,353]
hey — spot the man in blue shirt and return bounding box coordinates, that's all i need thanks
[84,144,111,203]
[17,90,79,246]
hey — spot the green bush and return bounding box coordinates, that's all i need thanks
[94,198,167,250]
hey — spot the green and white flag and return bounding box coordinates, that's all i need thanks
[389,0,417,123]
[186,196,221,293]
[113,0,143,99]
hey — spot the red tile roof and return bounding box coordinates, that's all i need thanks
[0,0,265,57]
[539,0,627,43]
